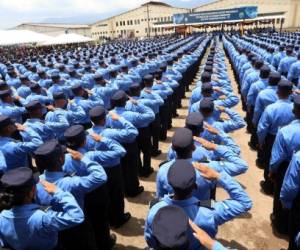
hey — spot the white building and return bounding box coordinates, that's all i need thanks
[14,23,91,37]
[193,0,300,29]
[91,1,190,39]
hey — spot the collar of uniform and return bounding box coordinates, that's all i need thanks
[91,126,105,134]
[277,99,291,103]
[291,119,300,125]
[26,118,43,123]
[2,204,41,218]
[44,171,65,182]
[266,85,277,89]
[163,195,199,207]
[114,107,126,112]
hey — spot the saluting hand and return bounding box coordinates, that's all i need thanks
[90,133,103,142]
[46,105,55,111]
[109,111,120,121]
[193,136,217,151]
[189,220,215,250]
[204,122,219,135]
[67,148,83,161]
[215,105,225,112]
[15,123,26,131]
[193,162,220,181]
[40,180,57,195]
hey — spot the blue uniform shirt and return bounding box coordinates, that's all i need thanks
[146,172,252,250]
[270,119,300,173]
[280,151,300,209]
[0,189,84,250]
[88,116,138,144]
[257,99,294,145]
[0,128,43,171]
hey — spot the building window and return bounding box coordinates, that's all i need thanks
[116,22,118,26]
[130,20,133,25]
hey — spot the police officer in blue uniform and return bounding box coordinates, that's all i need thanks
[147,159,252,250]
[63,125,130,229]
[269,94,300,234]
[34,139,115,250]
[88,106,144,197]
[111,90,155,177]
[141,74,164,157]
[258,79,294,195]
[288,52,300,85]
[0,115,43,171]
[0,167,84,250]
[281,151,300,250]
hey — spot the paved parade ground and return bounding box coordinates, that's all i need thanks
[112,54,289,250]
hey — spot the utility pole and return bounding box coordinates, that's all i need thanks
[146,3,151,37]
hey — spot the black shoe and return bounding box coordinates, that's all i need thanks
[160,135,167,141]
[256,159,264,169]
[126,186,144,197]
[152,150,162,157]
[248,141,257,150]
[111,212,131,228]
[260,180,274,195]
[139,167,154,178]
[108,234,117,249]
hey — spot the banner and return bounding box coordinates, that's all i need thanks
[173,6,258,25]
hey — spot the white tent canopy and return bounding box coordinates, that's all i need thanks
[42,33,92,45]
[0,29,51,46]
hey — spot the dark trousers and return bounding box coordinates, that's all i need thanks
[84,185,112,250]
[261,134,276,188]
[104,165,125,226]
[245,105,254,133]
[137,126,152,170]
[273,161,290,235]
[171,87,179,116]
[58,219,97,250]
[150,113,161,152]
[289,194,300,250]
[121,141,140,195]
[159,101,169,140]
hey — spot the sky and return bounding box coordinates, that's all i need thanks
[0,0,214,29]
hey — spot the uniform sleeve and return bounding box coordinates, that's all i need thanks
[221,108,245,133]
[212,172,252,226]
[280,154,300,209]
[253,95,264,126]
[108,117,138,142]
[68,104,87,124]
[212,241,228,250]
[0,152,7,173]
[131,103,155,126]
[45,112,70,131]
[16,128,43,153]
[212,145,248,176]
[69,156,107,192]
[257,108,271,145]
[270,130,287,173]
[90,137,126,163]
[216,130,241,155]
[246,84,256,106]
[41,189,84,232]
[215,93,239,108]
